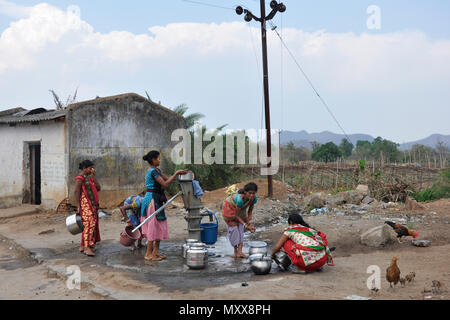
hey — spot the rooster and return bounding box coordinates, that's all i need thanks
[386,256,401,288]
[385,221,418,243]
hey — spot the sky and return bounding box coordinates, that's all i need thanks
[0,0,449,144]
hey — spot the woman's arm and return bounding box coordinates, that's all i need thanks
[271,234,289,258]
[247,204,254,223]
[74,179,82,214]
[155,170,187,189]
[161,173,169,180]
[119,204,133,222]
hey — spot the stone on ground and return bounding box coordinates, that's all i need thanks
[360,225,395,247]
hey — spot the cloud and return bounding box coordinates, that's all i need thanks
[0,2,449,142]
[0,0,31,19]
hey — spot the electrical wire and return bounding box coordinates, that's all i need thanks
[268,20,352,143]
[181,0,235,10]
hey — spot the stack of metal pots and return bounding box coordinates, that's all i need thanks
[182,239,208,269]
[248,241,272,275]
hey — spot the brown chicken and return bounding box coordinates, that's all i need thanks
[385,221,418,243]
[386,256,401,288]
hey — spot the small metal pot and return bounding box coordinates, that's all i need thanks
[178,171,194,182]
[186,245,208,269]
[248,241,267,256]
[182,239,199,258]
[274,251,292,270]
[66,214,84,235]
[250,256,272,275]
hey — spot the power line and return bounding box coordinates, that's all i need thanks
[181,0,235,10]
[268,20,352,144]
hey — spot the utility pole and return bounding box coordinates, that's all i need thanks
[236,0,286,198]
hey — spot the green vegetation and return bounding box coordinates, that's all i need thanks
[339,138,354,158]
[311,142,342,163]
[411,169,450,202]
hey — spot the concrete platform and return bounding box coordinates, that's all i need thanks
[0,205,40,220]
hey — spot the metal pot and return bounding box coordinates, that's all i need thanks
[186,245,208,269]
[66,214,84,235]
[250,256,272,275]
[182,239,199,258]
[178,171,194,182]
[248,241,267,256]
[274,251,292,270]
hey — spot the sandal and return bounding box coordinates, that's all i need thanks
[157,254,167,259]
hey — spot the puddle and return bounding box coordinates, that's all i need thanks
[0,254,36,271]
[101,226,287,292]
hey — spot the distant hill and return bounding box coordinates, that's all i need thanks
[280,130,374,148]
[280,131,450,150]
[398,134,450,150]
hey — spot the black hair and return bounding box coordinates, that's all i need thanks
[238,182,258,194]
[143,150,160,165]
[288,212,311,228]
[79,160,94,170]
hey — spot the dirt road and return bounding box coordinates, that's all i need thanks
[0,197,449,300]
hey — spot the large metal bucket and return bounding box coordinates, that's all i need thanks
[66,214,84,235]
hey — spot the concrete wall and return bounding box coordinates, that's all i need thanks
[67,93,186,207]
[0,119,67,209]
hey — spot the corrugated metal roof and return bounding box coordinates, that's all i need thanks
[0,109,66,124]
[0,107,27,117]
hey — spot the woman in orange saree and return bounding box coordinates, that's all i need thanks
[74,160,101,257]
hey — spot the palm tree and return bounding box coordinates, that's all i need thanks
[172,103,205,130]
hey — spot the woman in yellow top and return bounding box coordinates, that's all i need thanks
[222,182,258,258]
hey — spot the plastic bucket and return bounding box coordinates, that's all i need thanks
[120,226,141,247]
[200,222,218,245]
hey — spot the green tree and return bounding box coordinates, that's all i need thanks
[339,138,354,158]
[311,142,342,163]
[355,140,372,158]
[287,141,295,150]
[371,136,400,162]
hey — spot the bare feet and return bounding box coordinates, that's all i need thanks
[238,253,248,259]
[79,246,84,253]
[84,247,95,257]
[151,255,164,261]
[156,253,166,259]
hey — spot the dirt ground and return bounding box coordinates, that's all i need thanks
[0,192,449,300]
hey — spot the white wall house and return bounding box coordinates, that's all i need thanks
[0,108,67,209]
[0,93,185,210]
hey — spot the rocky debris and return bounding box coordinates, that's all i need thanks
[355,185,369,196]
[310,207,328,216]
[412,239,431,247]
[405,197,425,211]
[306,193,326,209]
[380,202,398,209]
[362,196,375,205]
[360,225,396,247]
[343,190,365,205]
